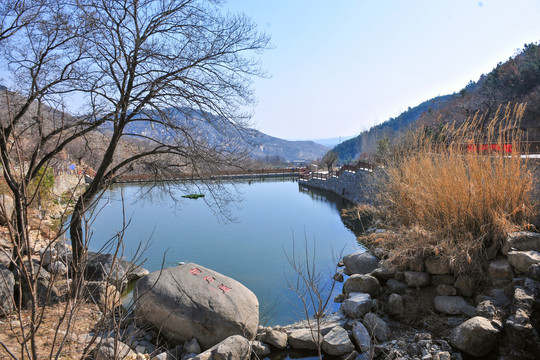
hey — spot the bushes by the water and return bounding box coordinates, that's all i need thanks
[360,103,536,279]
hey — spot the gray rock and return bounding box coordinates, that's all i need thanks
[436,284,457,296]
[0,265,15,316]
[386,279,408,294]
[512,286,534,311]
[362,313,389,342]
[371,267,395,281]
[211,335,250,360]
[94,338,135,360]
[352,321,370,353]
[0,195,14,226]
[507,250,540,272]
[0,250,12,268]
[343,274,381,297]
[434,296,476,317]
[503,231,540,254]
[184,338,201,354]
[490,279,512,294]
[483,288,512,307]
[334,293,345,303]
[83,252,128,290]
[15,260,59,307]
[341,292,372,318]
[288,329,319,350]
[84,281,121,311]
[449,316,501,357]
[262,328,287,349]
[404,271,431,287]
[476,300,498,320]
[373,247,388,259]
[488,258,513,280]
[250,340,270,357]
[333,272,344,282]
[321,326,355,356]
[39,248,57,267]
[526,263,540,280]
[120,259,150,281]
[505,309,533,346]
[48,261,68,276]
[387,293,404,315]
[454,276,474,297]
[425,257,451,275]
[343,251,380,275]
[406,254,425,272]
[134,263,259,350]
[430,275,456,286]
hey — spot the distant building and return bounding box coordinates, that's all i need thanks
[291,160,307,167]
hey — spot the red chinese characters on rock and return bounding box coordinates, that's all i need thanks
[217,284,232,294]
[189,267,232,294]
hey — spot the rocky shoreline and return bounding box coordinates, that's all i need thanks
[87,232,540,359]
[1,223,539,359]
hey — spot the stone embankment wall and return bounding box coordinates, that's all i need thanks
[299,169,378,204]
[529,158,540,227]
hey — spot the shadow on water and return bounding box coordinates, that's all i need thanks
[298,184,369,237]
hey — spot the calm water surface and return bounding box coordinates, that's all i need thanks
[87,179,364,326]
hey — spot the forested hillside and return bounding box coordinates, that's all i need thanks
[333,42,540,162]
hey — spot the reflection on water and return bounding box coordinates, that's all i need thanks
[89,179,365,326]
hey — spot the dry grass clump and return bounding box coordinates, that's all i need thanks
[363,103,536,278]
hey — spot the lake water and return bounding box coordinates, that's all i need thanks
[87,178,364,326]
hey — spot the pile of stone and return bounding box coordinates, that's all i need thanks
[0,239,148,320]
[322,230,540,359]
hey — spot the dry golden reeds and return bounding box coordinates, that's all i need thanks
[367,103,536,278]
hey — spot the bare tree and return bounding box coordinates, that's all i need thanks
[0,0,269,358]
[322,151,338,173]
[65,0,269,276]
[285,238,341,360]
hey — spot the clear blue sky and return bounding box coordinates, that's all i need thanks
[226,0,540,140]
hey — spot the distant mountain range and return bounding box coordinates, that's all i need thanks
[311,135,356,148]
[123,108,329,162]
[331,42,540,162]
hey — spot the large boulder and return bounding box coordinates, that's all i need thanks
[134,263,259,350]
[404,271,430,287]
[352,321,370,353]
[94,338,135,360]
[425,256,451,275]
[15,260,59,307]
[84,281,121,311]
[507,250,540,273]
[341,292,372,318]
[386,279,408,294]
[0,195,14,226]
[488,258,513,280]
[503,231,540,254]
[342,252,379,275]
[434,296,476,317]
[288,329,319,350]
[388,293,404,315]
[84,252,128,289]
[450,316,501,357]
[0,265,14,316]
[343,274,381,297]
[362,313,389,342]
[0,250,12,269]
[194,335,250,360]
[262,328,287,349]
[321,326,355,356]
